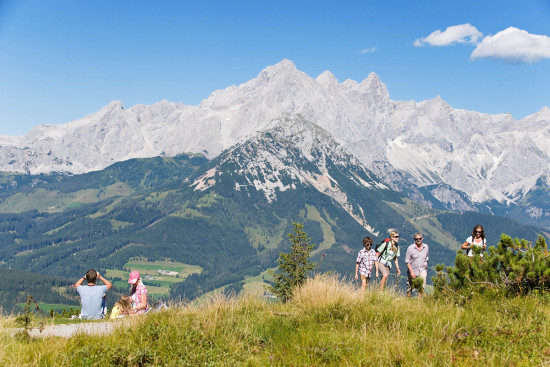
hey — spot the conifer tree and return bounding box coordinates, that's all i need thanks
[269,222,315,302]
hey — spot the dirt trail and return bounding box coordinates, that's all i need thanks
[13,319,130,338]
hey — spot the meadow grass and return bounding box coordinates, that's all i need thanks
[2,274,550,366]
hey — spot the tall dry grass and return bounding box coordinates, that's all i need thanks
[1,276,550,365]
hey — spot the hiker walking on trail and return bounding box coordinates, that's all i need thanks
[376,232,401,290]
[355,237,379,291]
[461,224,487,258]
[405,232,429,297]
[74,269,112,320]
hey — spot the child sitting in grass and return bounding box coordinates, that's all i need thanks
[110,295,132,319]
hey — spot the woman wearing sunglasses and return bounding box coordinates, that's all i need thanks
[461,224,487,257]
[376,231,401,290]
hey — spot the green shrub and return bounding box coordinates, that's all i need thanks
[434,233,549,300]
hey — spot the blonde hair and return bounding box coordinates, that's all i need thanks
[115,295,132,312]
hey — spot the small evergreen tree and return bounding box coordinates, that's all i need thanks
[269,222,315,302]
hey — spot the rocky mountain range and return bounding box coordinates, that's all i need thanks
[1,59,549,223]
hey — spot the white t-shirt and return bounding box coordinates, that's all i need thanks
[465,236,486,257]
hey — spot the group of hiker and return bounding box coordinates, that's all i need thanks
[73,225,488,316]
[355,224,487,296]
[74,269,149,320]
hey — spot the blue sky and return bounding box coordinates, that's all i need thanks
[1,0,549,136]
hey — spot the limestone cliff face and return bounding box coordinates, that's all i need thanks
[0,59,549,209]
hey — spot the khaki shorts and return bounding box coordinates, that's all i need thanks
[407,269,427,294]
[379,263,391,277]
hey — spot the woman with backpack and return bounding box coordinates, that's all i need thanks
[461,224,487,258]
[376,231,401,290]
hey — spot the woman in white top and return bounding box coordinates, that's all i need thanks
[461,224,487,257]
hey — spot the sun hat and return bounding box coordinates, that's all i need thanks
[128,271,140,284]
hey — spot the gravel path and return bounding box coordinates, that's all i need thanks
[13,320,128,338]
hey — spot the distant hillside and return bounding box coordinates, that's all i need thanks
[0,267,78,314]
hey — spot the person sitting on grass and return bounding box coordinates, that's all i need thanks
[128,271,149,315]
[110,295,132,319]
[74,269,112,320]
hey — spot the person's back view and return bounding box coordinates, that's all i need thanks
[74,269,112,320]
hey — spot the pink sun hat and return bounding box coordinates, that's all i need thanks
[128,270,140,284]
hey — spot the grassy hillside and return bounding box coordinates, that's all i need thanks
[3,275,550,366]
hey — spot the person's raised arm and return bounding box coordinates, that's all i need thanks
[461,241,470,250]
[97,273,112,290]
[74,275,86,288]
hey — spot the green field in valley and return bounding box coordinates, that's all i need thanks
[105,259,203,298]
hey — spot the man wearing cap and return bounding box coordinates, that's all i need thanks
[74,269,112,319]
[128,270,149,315]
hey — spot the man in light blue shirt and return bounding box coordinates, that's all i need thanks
[74,269,112,319]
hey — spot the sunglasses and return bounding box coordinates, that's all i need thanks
[415,238,423,241]
[475,231,482,234]
[392,236,399,238]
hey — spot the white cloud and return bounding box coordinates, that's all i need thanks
[471,27,550,63]
[414,23,482,47]
[360,47,376,54]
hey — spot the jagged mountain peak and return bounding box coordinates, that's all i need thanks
[356,72,389,103]
[316,70,338,86]
[521,106,550,124]
[256,59,305,83]
[103,100,125,110]
[261,58,297,73]
[191,114,385,233]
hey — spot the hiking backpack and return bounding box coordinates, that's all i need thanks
[376,238,391,260]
